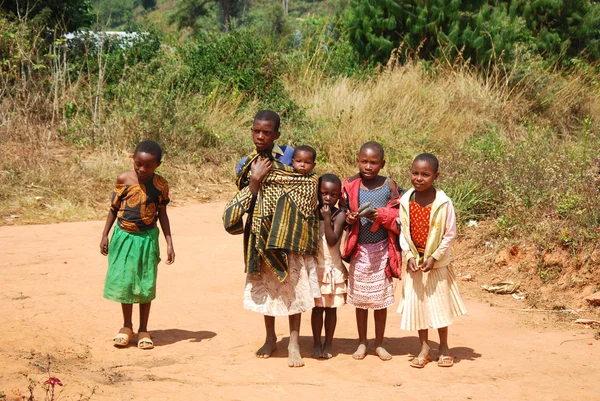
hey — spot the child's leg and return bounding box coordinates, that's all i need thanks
[288,313,304,367]
[323,307,337,359]
[122,303,133,330]
[113,303,134,346]
[437,326,449,356]
[256,316,277,358]
[311,307,324,358]
[352,308,368,360]
[408,329,432,367]
[137,302,154,349]
[374,308,392,361]
[417,329,431,360]
[138,302,151,333]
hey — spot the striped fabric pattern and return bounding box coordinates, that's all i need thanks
[224,154,319,282]
[222,186,253,235]
[399,265,467,330]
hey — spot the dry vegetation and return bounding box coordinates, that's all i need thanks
[1,17,599,307]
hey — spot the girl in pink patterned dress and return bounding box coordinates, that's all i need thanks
[311,174,347,359]
[342,142,402,361]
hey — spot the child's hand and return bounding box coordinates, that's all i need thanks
[407,257,419,272]
[321,204,332,220]
[100,236,109,256]
[250,156,272,182]
[420,257,435,272]
[166,245,175,265]
[345,212,359,225]
[362,208,379,221]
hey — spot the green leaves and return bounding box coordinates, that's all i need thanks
[344,0,600,66]
[179,30,300,117]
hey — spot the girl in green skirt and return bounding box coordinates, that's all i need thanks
[100,140,175,349]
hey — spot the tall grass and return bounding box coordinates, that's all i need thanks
[1,15,599,253]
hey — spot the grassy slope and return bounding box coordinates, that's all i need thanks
[1,4,599,309]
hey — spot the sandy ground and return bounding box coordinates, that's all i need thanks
[1,202,599,401]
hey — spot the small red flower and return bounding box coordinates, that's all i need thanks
[44,377,63,387]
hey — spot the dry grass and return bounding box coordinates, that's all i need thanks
[1,20,599,234]
[289,63,510,180]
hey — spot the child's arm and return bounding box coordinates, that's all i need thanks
[249,157,272,195]
[421,201,457,272]
[368,207,400,234]
[322,206,346,246]
[100,173,126,256]
[339,185,359,226]
[158,206,175,264]
[430,201,457,261]
[100,209,117,255]
[399,231,419,272]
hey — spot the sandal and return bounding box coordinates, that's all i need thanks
[137,332,154,350]
[113,327,133,348]
[409,355,432,368]
[437,355,454,367]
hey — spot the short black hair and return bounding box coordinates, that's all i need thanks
[359,141,384,159]
[254,110,281,132]
[413,153,439,172]
[319,173,342,189]
[134,140,163,163]
[293,145,317,162]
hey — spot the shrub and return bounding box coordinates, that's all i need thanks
[344,0,600,67]
[178,29,301,118]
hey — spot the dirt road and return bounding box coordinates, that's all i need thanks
[1,202,598,400]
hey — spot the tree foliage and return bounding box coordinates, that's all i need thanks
[345,0,600,66]
[170,0,247,33]
[1,0,94,32]
[94,0,137,28]
[178,30,299,116]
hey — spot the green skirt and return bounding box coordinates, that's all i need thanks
[103,225,160,304]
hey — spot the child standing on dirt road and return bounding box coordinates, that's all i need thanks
[100,140,175,350]
[398,153,466,368]
[311,173,347,359]
[342,141,402,361]
[223,110,320,368]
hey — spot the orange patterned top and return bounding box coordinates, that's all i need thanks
[110,174,170,233]
[409,201,431,255]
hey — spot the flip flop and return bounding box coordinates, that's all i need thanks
[409,355,432,368]
[437,355,454,367]
[137,332,154,350]
[113,327,133,348]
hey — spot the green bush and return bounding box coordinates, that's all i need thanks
[442,179,494,223]
[447,122,600,246]
[65,30,163,93]
[344,0,600,66]
[178,29,301,118]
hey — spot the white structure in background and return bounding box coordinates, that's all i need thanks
[64,31,147,48]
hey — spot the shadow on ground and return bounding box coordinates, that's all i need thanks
[266,335,481,363]
[151,329,217,346]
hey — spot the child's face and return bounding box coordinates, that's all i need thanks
[319,181,341,207]
[133,151,160,182]
[292,150,316,174]
[251,119,280,153]
[357,147,385,180]
[410,160,439,192]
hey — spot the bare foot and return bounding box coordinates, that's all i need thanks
[288,343,305,367]
[322,343,333,359]
[255,337,277,358]
[312,343,323,359]
[352,343,367,360]
[375,346,392,361]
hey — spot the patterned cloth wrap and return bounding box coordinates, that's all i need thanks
[223,151,319,282]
